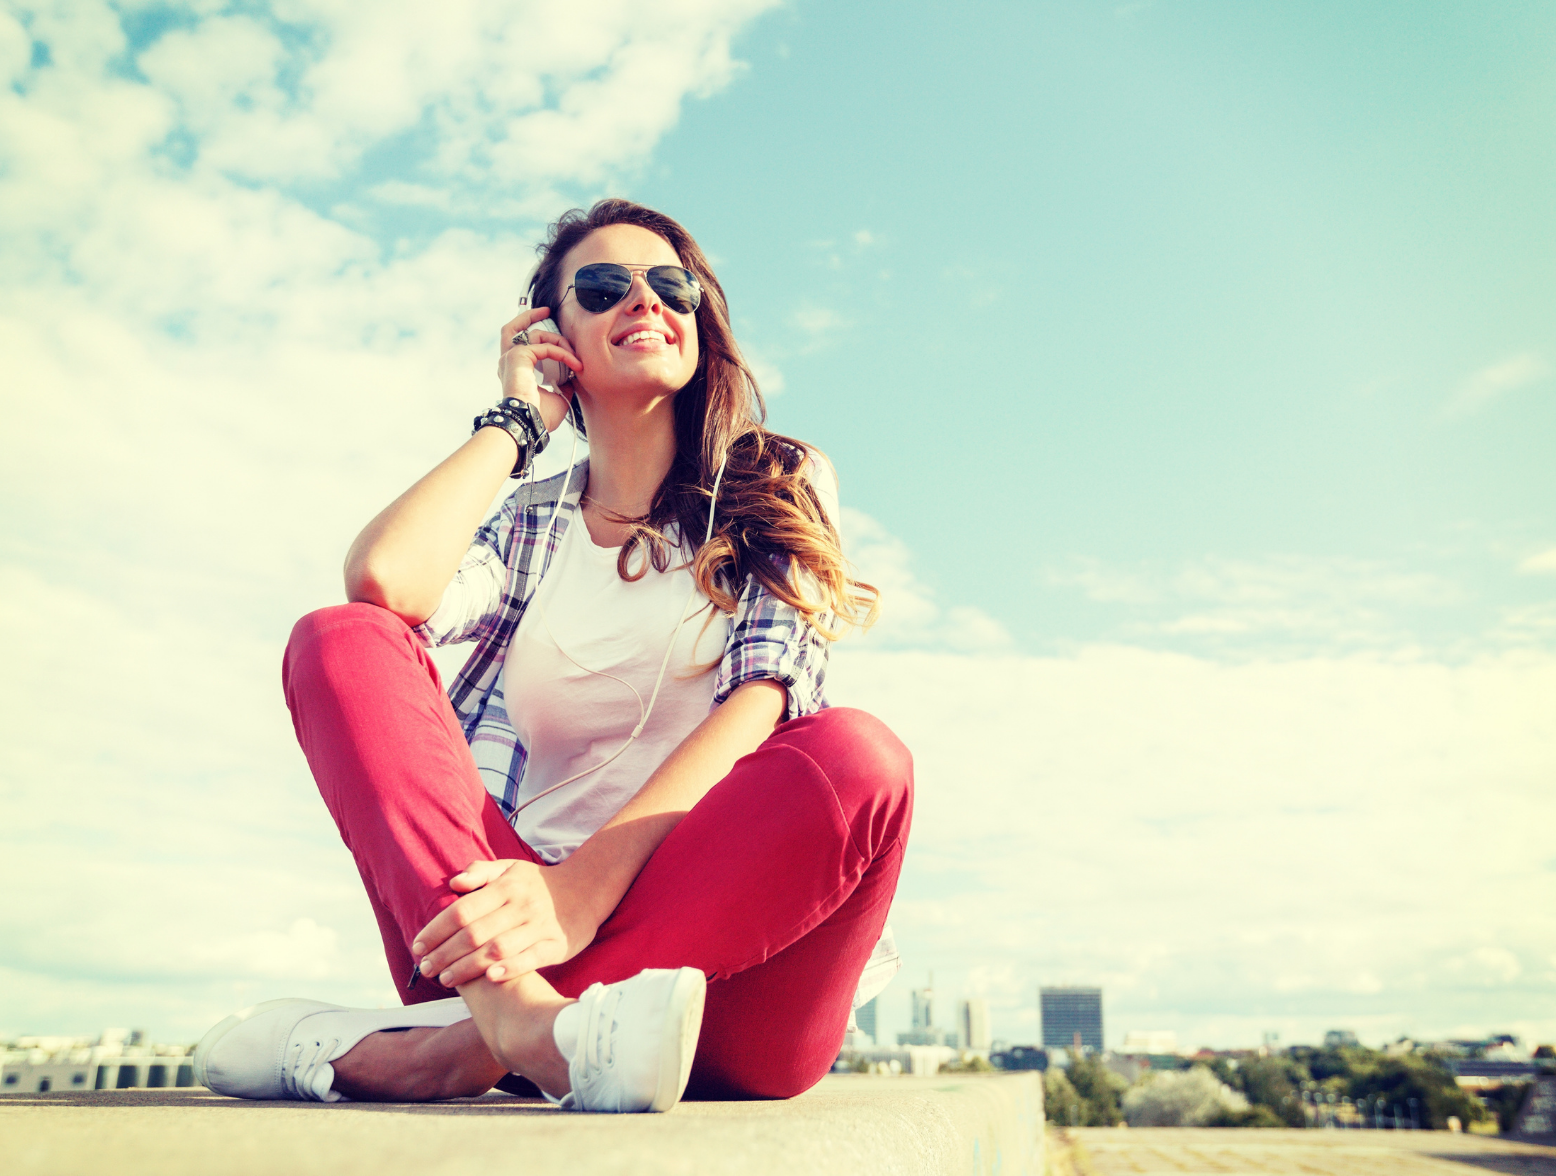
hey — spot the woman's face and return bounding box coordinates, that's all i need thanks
[554,223,700,402]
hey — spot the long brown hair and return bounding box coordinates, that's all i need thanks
[527,199,877,638]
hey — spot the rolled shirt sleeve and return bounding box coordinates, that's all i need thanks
[411,495,518,648]
[712,573,831,721]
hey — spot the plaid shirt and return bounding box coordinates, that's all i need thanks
[413,460,831,819]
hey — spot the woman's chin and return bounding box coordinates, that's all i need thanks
[584,366,696,402]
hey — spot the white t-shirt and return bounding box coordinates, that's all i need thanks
[501,517,731,863]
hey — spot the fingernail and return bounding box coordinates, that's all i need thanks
[439,972,453,987]
[411,941,423,955]
[489,965,505,980]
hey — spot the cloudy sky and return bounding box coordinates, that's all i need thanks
[3,0,1552,1053]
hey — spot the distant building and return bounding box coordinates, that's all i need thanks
[1,1030,192,1094]
[856,997,878,1044]
[896,1027,958,1047]
[898,977,955,1047]
[1485,1037,1531,1062]
[1122,1030,1178,1055]
[960,999,991,1051]
[1446,1060,1543,1090]
[1040,986,1103,1053]
[1323,1029,1358,1050]
[839,1043,958,1076]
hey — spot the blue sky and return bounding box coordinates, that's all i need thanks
[642,1,1556,658]
[2,0,1553,1052]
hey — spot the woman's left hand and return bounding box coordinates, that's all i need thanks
[410,858,600,988]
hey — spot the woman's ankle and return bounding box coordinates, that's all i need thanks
[459,975,574,1098]
[331,1024,505,1102]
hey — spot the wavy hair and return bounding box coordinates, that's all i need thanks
[526,199,877,638]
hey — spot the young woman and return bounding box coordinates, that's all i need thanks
[192,200,913,1112]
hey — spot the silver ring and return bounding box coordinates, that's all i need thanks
[511,329,530,346]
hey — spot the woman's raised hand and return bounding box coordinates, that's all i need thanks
[409,857,600,988]
[497,306,581,434]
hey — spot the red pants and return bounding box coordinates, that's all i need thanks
[282,604,912,1099]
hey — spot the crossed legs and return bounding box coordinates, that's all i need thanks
[283,603,913,1100]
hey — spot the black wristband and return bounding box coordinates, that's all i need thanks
[472,398,549,478]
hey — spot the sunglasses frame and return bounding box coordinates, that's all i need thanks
[562,262,702,316]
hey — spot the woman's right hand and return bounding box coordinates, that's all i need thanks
[497,306,581,434]
[411,857,600,987]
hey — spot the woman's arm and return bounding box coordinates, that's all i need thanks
[345,307,579,625]
[345,429,521,624]
[410,678,787,987]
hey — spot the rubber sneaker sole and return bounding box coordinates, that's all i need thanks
[649,968,706,1112]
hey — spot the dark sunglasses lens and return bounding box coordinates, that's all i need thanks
[646,266,701,314]
[573,263,632,312]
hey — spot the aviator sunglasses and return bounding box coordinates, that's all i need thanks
[562,262,702,316]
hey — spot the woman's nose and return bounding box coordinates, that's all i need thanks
[623,272,661,314]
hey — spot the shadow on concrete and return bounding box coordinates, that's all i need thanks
[1427,1152,1556,1175]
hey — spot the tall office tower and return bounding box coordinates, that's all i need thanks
[856,997,878,1043]
[960,998,991,1051]
[1040,986,1104,1052]
[911,981,934,1031]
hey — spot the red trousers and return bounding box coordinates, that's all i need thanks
[282,604,912,1099]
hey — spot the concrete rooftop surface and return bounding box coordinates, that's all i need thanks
[1050,1125,1556,1176]
[2,1072,1043,1176]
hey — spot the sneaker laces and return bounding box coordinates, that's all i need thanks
[283,1035,340,1101]
[579,986,623,1078]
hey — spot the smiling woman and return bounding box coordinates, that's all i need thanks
[189,199,910,1114]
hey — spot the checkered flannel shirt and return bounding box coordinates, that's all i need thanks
[412,459,832,820]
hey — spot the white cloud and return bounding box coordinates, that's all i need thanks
[742,347,786,396]
[0,10,31,86]
[1443,351,1549,419]
[828,639,1556,1047]
[1047,553,1464,655]
[0,0,779,1041]
[1520,548,1556,575]
[841,507,1011,651]
[790,305,846,346]
[76,0,775,197]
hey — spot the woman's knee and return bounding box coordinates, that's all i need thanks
[782,707,913,807]
[283,603,414,695]
[770,708,914,855]
[287,602,406,661]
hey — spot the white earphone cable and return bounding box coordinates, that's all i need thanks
[509,445,727,817]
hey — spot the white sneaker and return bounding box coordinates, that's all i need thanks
[193,997,471,1101]
[554,967,706,1113]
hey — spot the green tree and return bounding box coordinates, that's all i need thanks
[1068,1056,1127,1126]
[940,1054,994,1074]
[1046,1067,1083,1127]
[1235,1056,1307,1127]
[1205,1104,1286,1128]
[1342,1054,1485,1130]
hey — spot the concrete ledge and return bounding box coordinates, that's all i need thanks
[2,1072,1043,1176]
